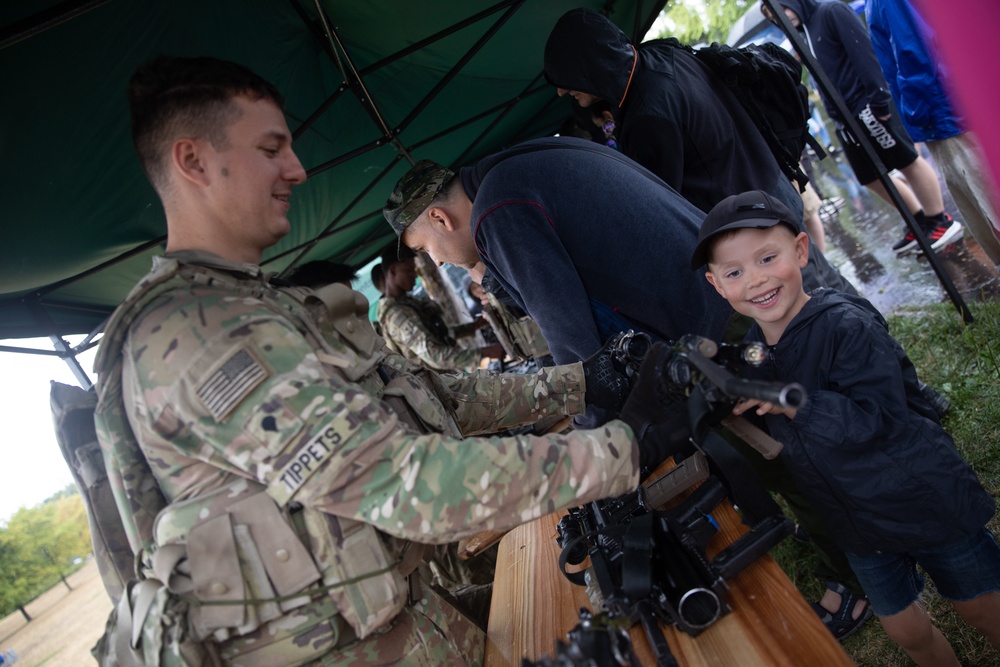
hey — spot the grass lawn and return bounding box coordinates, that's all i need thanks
[771,299,1000,667]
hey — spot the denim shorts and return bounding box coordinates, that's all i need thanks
[846,528,1000,617]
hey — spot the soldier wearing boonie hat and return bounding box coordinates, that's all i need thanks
[384,159,455,239]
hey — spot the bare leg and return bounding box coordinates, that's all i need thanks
[804,211,826,253]
[865,174,923,214]
[897,156,946,216]
[878,603,960,667]
[951,591,1000,654]
[799,181,827,252]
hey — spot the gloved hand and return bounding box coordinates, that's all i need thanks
[618,342,691,471]
[582,334,632,416]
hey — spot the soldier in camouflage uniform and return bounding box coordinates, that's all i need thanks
[376,249,503,373]
[468,263,553,366]
[92,55,677,666]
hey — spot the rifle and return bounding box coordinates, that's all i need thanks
[535,332,804,666]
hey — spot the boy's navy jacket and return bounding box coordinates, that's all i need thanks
[745,289,994,555]
[776,0,894,123]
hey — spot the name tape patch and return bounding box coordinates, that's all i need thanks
[271,412,362,504]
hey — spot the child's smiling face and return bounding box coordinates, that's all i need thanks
[705,224,811,344]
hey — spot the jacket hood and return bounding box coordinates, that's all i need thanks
[543,8,636,107]
[775,0,817,25]
[782,288,887,340]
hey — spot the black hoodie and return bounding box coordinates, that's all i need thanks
[543,8,856,296]
[544,8,800,217]
[776,0,893,122]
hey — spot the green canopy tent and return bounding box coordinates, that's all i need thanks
[0,0,664,375]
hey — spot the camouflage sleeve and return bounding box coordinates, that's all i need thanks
[379,300,481,372]
[129,299,639,544]
[427,362,588,436]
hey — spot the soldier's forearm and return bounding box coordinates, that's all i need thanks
[447,362,586,436]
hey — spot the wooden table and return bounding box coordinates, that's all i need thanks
[484,495,855,666]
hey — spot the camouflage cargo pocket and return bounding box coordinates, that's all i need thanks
[303,510,407,639]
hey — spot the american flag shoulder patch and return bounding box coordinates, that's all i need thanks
[196,347,269,421]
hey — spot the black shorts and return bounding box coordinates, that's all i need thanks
[837,103,919,185]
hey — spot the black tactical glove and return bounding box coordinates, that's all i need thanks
[582,335,633,416]
[618,342,692,471]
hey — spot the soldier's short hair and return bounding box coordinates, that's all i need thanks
[285,260,357,289]
[128,56,284,193]
[370,263,385,291]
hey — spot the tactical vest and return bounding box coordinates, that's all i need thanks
[484,293,551,361]
[92,255,460,666]
[376,295,458,359]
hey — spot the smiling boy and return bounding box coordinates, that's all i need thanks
[693,190,1000,666]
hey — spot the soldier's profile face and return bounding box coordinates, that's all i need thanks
[403,216,480,270]
[386,258,417,293]
[204,96,307,254]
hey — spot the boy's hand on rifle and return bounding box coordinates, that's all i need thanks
[733,397,798,420]
[618,342,691,471]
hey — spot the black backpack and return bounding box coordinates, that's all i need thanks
[664,39,822,189]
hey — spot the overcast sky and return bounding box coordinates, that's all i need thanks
[0,338,97,523]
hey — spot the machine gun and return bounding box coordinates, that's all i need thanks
[540,332,804,666]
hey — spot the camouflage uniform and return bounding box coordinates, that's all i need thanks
[482,292,551,362]
[376,295,481,372]
[93,249,638,666]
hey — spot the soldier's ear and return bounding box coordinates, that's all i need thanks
[172,138,211,187]
[427,206,458,232]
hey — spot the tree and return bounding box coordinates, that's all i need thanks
[649,0,754,46]
[0,489,92,617]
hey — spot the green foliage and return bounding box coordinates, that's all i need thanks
[0,489,92,617]
[772,300,1000,666]
[652,0,753,46]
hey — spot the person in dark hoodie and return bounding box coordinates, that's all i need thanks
[542,7,854,294]
[761,0,963,257]
[695,190,1000,666]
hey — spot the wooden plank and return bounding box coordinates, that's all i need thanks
[484,500,855,667]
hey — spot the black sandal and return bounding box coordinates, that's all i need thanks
[810,581,873,642]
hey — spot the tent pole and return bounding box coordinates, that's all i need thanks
[49,335,93,390]
[761,0,973,323]
[0,0,112,51]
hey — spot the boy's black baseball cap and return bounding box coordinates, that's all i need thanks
[690,190,800,269]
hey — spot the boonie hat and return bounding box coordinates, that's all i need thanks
[690,190,800,269]
[383,160,455,236]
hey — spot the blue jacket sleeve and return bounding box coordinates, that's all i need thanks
[473,201,603,364]
[866,0,959,141]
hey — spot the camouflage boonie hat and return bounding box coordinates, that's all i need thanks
[383,160,455,236]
